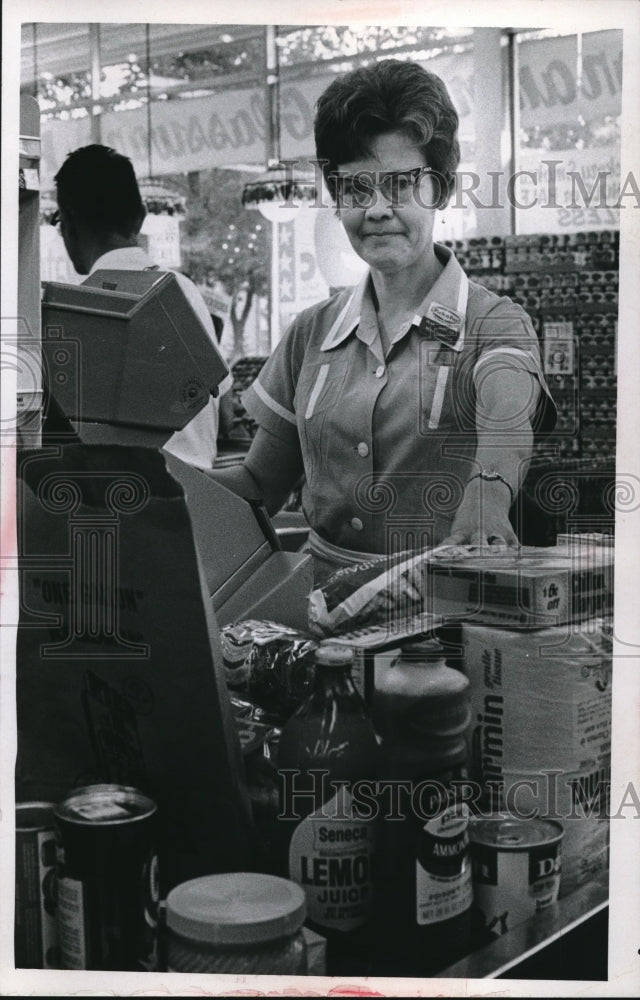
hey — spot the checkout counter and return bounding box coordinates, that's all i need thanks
[16,269,609,982]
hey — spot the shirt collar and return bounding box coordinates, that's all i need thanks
[319,243,469,353]
[89,245,152,274]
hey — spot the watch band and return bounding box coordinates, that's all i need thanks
[467,471,516,506]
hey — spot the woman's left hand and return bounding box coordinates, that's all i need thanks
[438,476,519,549]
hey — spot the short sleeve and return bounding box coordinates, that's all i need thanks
[242,321,302,445]
[469,295,557,434]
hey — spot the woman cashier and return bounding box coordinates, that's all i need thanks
[213,59,556,584]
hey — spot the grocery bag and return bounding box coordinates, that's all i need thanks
[16,443,255,892]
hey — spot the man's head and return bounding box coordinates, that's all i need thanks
[54,144,146,274]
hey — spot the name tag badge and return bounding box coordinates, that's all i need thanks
[422,301,465,349]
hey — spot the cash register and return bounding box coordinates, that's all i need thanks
[39,268,312,630]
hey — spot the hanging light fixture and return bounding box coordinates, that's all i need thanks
[242,25,315,223]
[242,163,316,223]
[138,178,187,217]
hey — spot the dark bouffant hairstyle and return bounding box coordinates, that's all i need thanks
[55,144,145,237]
[314,59,460,209]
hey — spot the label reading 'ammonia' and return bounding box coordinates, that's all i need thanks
[415,805,472,925]
[288,790,374,932]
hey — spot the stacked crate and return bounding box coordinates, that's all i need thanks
[444,230,619,466]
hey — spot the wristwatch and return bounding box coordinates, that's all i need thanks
[467,470,515,506]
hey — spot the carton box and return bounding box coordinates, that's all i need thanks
[429,543,613,627]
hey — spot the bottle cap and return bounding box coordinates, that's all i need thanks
[166,872,306,946]
[375,663,470,740]
[399,638,447,661]
[315,642,355,667]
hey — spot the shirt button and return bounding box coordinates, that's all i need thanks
[350,517,364,531]
[375,365,385,378]
[357,442,369,457]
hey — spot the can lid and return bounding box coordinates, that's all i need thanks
[315,641,355,667]
[166,873,307,946]
[54,784,156,825]
[469,816,564,850]
[16,802,56,831]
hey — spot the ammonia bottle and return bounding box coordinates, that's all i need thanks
[372,638,473,977]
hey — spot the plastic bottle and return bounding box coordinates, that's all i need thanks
[371,638,473,977]
[277,641,378,975]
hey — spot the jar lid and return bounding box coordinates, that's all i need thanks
[166,873,307,946]
[315,642,354,667]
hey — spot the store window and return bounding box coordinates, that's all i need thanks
[24,23,483,356]
[514,29,622,234]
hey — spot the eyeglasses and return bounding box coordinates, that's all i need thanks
[330,166,435,208]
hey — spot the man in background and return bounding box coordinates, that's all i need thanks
[52,143,232,469]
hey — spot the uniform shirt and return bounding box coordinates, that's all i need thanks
[88,247,232,469]
[243,242,556,554]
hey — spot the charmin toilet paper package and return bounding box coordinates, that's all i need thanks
[462,619,612,896]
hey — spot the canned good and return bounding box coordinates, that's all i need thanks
[470,817,563,935]
[166,872,308,974]
[54,784,159,971]
[15,802,60,969]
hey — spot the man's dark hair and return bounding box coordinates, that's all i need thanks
[54,144,145,237]
[314,59,460,209]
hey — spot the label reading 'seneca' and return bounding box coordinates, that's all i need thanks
[288,791,374,932]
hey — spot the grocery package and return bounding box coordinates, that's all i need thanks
[277,642,378,975]
[462,618,612,896]
[165,872,308,974]
[229,694,282,873]
[308,545,466,637]
[469,817,563,936]
[54,784,159,971]
[220,620,318,721]
[372,640,473,978]
[308,542,614,634]
[15,803,60,969]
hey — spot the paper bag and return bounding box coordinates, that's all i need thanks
[16,443,255,893]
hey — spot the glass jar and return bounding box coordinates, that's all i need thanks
[166,872,307,974]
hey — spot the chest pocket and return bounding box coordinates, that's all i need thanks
[418,341,458,433]
[295,358,349,421]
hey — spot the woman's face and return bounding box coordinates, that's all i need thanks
[335,130,438,277]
